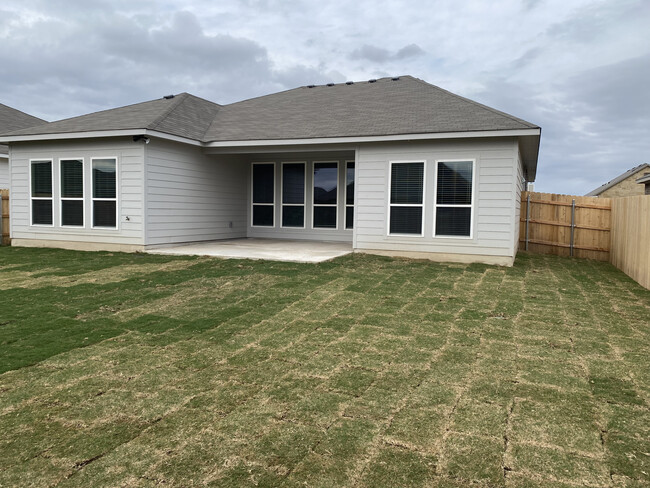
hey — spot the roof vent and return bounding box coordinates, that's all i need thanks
[307,84,316,88]
[163,94,175,99]
[391,77,400,81]
[327,83,335,87]
[346,81,354,85]
[368,79,377,83]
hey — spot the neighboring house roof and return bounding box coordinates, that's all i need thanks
[0,103,47,156]
[585,163,650,196]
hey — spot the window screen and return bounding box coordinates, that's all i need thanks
[435,161,473,237]
[31,160,53,225]
[282,163,305,227]
[313,162,337,228]
[389,162,424,235]
[61,159,83,226]
[252,163,274,226]
[92,158,117,228]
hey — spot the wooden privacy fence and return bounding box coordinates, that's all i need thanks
[520,191,611,261]
[610,195,650,289]
[1,189,9,246]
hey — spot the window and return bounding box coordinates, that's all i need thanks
[435,160,473,237]
[389,162,424,235]
[345,161,355,230]
[252,163,274,227]
[281,162,305,228]
[313,162,338,228]
[30,160,53,225]
[60,159,84,227]
[92,158,117,228]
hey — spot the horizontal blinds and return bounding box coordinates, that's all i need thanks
[31,161,52,197]
[93,159,116,199]
[437,161,472,205]
[391,162,423,204]
[282,163,305,204]
[61,159,83,198]
[253,164,274,204]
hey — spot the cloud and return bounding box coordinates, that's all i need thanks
[350,43,425,63]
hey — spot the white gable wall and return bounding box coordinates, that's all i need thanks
[354,138,521,265]
[144,138,247,246]
[9,138,145,250]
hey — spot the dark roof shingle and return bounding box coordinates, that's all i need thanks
[1,76,538,143]
[0,103,47,154]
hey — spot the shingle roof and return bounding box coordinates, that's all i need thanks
[1,76,538,144]
[0,103,47,154]
[204,76,538,142]
[585,163,650,196]
[3,93,220,141]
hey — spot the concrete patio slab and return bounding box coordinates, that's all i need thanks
[147,238,353,263]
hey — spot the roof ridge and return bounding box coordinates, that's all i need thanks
[148,93,189,130]
[409,76,538,129]
[586,163,650,195]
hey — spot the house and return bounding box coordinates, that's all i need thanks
[635,172,650,195]
[0,76,541,266]
[0,103,46,188]
[585,163,650,198]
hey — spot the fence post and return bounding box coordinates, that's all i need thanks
[1,189,9,246]
[570,199,576,257]
[525,193,530,251]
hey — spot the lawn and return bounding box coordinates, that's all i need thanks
[0,247,649,487]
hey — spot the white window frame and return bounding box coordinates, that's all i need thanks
[345,160,355,230]
[91,157,119,230]
[29,158,54,227]
[251,162,275,228]
[280,161,306,229]
[433,159,476,239]
[312,161,339,230]
[59,157,85,228]
[387,160,426,237]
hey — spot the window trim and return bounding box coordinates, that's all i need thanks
[312,160,339,230]
[29,158,54,227]
[433,158,476,239]
[387,160,426,237]
[251,162,276,228]
[59,157,85,228]
[345,160,355,231]
[91,156,119,230]
[280,161,306,229]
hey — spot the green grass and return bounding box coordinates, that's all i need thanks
[0,247,649,487]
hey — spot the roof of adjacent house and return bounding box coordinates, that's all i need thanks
[0,103,47,155]
[585,163,650,196]
[2,76,538,142]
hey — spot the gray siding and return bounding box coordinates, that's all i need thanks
[246,158,354,243]
[145,139,247,246]
[355,138,520,260]
[10,138,145,246]
[0,159,8,189]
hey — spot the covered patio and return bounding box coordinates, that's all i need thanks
[147,238,353,263]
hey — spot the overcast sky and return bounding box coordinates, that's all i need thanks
[1,0,648,194]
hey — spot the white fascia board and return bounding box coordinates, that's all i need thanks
[0,129,202,146]
[204,128,541,148]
